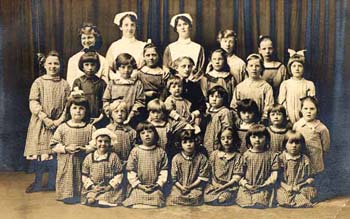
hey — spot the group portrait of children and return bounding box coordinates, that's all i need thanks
[24,11,330,209]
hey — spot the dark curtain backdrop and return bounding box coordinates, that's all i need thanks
[0,0,350,196]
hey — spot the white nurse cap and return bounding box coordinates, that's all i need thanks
[114,11,138,26]
[170,13,193,28]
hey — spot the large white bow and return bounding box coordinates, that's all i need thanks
[288,49,306,57]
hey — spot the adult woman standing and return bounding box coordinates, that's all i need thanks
[163,13,205,82]
[106,11,146,72]
[66,23,110,88]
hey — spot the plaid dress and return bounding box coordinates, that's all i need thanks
[200,71,235,103]
[50,122,95,201]
[81,151,124,205]
[276,151,316,207]
[123,145,168,207]
[167,152,209,206]
[204,150,243,205]
[106,123,136,162]
[236,149,279,208]
[268,126,288,153]
[24,75,70,158]
[203,107,234,155]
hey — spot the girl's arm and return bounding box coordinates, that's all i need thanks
[320,125,331,153]
[155,152,169,188]
[102,83,113,117]
[108,155,124,189]
[81,155,94,189]
[278,81,287,106]
[230,87,239,110]
[218,175,241,191]
[260,170,278,188]
[50,126,66,153]
[263,85,274,118]
[162,46,172,74]
[187,155,209,190]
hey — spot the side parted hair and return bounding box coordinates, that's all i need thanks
[114,53,137,72]
[299,96,319,118]
[207,85,229,107]
[218,126,240,152]
[173,15,193,32]
[117,13,137,27]
[172,56,195,69]
[267,103,288,126]
[236,99,261,123]
[245,124,271,150]
[135,121,159,145]
[37,51,62,76]
[217,29,238,53]
[78,51,101,73]
[143,42,162,67]
[65,96,91,123]
[282,130,306,154]
[210,48,230,72]
[79,22,102,50]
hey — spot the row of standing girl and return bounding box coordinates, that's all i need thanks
[24,11,330,209]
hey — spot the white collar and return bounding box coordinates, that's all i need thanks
[138,144,157,150]
[93,151,109,161]
[176,38,192,45]
[181,151,195,160]
[207,70,230,78]
[284,151,301,161]
[120,36,137,43]
[217,151,236,160]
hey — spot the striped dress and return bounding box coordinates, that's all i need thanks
[276,151,316,207]
[50,122,95,202]
[167,152,209,206]
[204,150,243,205]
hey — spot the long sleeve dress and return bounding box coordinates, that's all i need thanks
[293,118,330,174]
[236,149,279,208]
[81,151,124,206]
[123,145,168,208]
[204,150,243,205]
[167,152,209,206]
[276,151,316,207]
[50,122,96,202]
[24,75,70,159]
[278,78,316,123]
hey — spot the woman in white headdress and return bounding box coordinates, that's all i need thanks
[163,13,205,82]
[106,11,146,72]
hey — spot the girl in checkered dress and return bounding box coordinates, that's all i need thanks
[203,86,234,155]
[204,127,243,205]
[24,51,70,193]
[81,128,124,207]
[267,104,291,154]
[236,124,279,208]
[167,129,210,206]
[123,122,168,208]
[276,130,316,208]
[50,95,96,204]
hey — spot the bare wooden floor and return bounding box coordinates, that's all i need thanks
[0,172,349,219]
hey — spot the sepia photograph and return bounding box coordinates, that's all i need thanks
[0,0,349,218]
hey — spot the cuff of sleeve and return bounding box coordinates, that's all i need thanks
[52,144,66,153]
[198,176,209,182]
[38,111,48,120]
[192,110,200,118]
[169,111,180,120]
[109,174,123,189]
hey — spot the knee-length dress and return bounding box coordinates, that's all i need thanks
[204,150,243,204]
[236,149,279,208]
[261,63,288,100]
[230,78,274,117]
[268,126,288,153]
[106,123,136,162]
[50,122,95,201]
[24,75,70,158]
[276,151,316,207]
[203,107,234,155]
[278,78,316,123]
[200,71,235,103]
[123,145,168,207]
[293,118,330,174]
[167,152,209,206]
[81,151,124,205]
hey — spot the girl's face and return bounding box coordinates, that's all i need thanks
[118,64,133,79]
[81,33,96,49]
[176,59,193,78]
[82,62,97,76]
[111,107,127,124]
[290,62,304,79]
[285,139,301,156]
[149,110,164,123]
[211,52,225,71]
[140,129,156,146]
[246,59,263,79]
[258,39,274,61]
[169,83,183,97]
[220,130,233,151]
[301,100,317,122]
[176,19,191,39]
[119,16,136,38]
[70,103,86,122]
[144,48,159,68]
[269,111,284,126]
[209,91,224,109]
[220,37,235,54]
[182,138,195,154]
[240,111,255,124]
[96,136,111,154]
[44,56,60,76]
[249,134,266,151]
